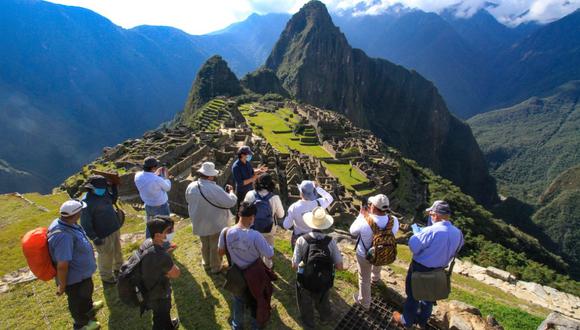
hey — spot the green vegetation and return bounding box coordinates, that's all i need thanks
[62,162,128,197]
[181,98,232,131]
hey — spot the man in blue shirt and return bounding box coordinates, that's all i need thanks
[231,146,267,213]
[48,200,102,330]
[393,201,464,328]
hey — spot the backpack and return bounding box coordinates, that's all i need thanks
[252,192,274,233]
[22,227,57,281]
[297,235,335,293]
[117,244,154,307]
[363,215,397,266]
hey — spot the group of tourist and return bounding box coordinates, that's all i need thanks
[47,145,464,330]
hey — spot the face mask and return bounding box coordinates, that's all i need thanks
[246,155,253,162]
[164,232,176,243]
[93,188,106,196]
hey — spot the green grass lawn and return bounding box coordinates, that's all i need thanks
[0,221,356,329]
[240,104,371,194]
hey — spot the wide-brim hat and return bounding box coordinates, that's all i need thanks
[83,175,108,190]
[197,162,221,177]
[303,207,334,230]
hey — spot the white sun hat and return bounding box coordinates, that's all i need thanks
[303,206,334,230]
[197,162,221,177]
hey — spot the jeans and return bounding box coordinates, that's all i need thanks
[296,283,331,329]
[403,261,437,327]
[231,295,259,330]
[65,277,95,329]
[148,298,174,330]
[145,203,171,238]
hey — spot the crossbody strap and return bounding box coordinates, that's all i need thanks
[224,227,233,267]
[197,181,231,210]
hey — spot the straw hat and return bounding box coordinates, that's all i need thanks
[303,207,334,230]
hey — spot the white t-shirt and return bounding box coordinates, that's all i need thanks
[134,171,171,207]
[350,213,399,257]
[283,187,334,236]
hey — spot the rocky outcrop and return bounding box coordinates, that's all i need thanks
[432,301,504,330]
[182,55,243,116]
[241,67,289,96]
[265,1,498,206]
[538,312,580,330]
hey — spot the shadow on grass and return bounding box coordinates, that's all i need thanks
[172,260,223,329]
[102,282,151,330]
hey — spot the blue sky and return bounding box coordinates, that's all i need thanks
[46,0,580,34]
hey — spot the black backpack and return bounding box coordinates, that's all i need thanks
[117,243,154,308]
[297,235,335,293]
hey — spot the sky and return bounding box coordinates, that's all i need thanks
[46,0,580,34]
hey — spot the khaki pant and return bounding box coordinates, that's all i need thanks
[261,225,276,268]
[200,233,222,273]
[95,230,123,282]
[356,254,382,309]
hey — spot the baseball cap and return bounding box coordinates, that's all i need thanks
[84,175,108,190]
[426,200,451,215]
[60,200,87,217]
[299,180,317,201]
[143,156,159,168]
[237,146,253,156]
[368,194,390,212]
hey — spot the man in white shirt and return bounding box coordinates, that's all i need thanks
[134,157,172,238]
[283,180,334,249]
[349,194,399,310]
[185,162,237,274]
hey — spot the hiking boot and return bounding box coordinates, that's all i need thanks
[171,318,180,329]
[92,300,104,312]
[81,320,101,330]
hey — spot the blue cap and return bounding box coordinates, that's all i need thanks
[237,146,253,156]
[299,180,317,201]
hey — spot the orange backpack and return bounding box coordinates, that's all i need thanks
[22,227,57,281]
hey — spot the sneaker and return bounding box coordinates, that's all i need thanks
[92,300,104,312]
[81,320,101,330]
[171,318,180,329]
[352,293,369,311]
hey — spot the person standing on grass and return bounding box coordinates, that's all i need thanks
[48,200,103,330]
[185,162,237,274]
[135,157,172,236]
[243,173,284,268]
[283,180,334,249]
[393,201,464,328]
[232,146,267,214]
[293,207,344,329]
[218,203,275,330]
[141,217,181,330]
[80,175,123,285]
[349,194,399,310]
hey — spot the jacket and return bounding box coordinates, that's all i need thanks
[80,185,121,240]
[243,259,277,327]
[185,179,237,236]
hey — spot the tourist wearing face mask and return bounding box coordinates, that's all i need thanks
[80,175,123,285]
[232,146,267,214]
[141,216,181,329]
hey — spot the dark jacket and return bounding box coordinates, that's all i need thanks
[243,259,277,327]
[80,185,120,240]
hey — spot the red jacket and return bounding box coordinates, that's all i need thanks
[243,259,278,327]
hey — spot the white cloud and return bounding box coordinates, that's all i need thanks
[46,0,580,33]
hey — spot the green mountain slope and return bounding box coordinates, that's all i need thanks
[469,81,580,202]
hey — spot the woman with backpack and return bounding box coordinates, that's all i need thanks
[243,173,284,268]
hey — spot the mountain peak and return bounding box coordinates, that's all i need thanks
[182,55,242,115]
